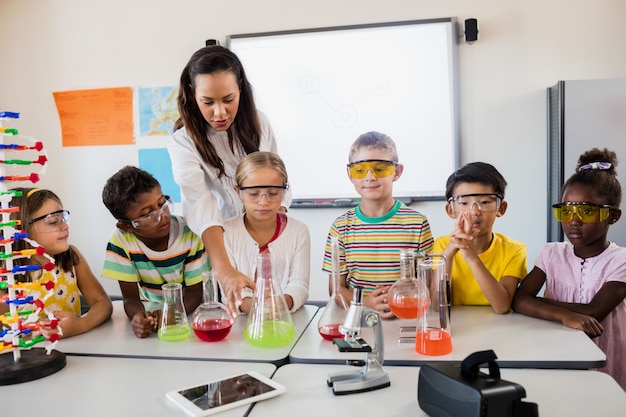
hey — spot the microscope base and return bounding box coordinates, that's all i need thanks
[327,360,391,395]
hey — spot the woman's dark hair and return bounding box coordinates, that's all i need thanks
[562,148,621,206]
[174,45,261,178]
[10,187,78,273]
[445,162,507,200]
[102,166,160,220]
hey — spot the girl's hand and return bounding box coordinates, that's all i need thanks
[562,311,604,337]
[42,311,79,339]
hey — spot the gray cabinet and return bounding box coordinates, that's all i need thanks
[547,78,626,246]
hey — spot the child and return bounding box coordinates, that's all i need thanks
[322,131,433,319]
[223,151,310,313]
[513,148,626,391]
[433,162,527,314]
[101,166,207,338]
[1,188,112,338]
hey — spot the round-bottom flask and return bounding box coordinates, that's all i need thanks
[191,271,233,342]
[388,249,429,319]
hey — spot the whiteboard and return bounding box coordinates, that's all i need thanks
[228,19,460,204]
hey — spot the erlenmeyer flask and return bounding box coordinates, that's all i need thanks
[317,236,350,340]
[416,255,452,355]
[388,249,429,319]
[158,282,191,342]
[244,252,296,348]
[191,271,234,342]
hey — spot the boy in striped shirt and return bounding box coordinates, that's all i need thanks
[102,166,208,338]
[322,132,433,319]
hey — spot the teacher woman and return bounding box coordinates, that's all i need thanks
[168,45,289,317]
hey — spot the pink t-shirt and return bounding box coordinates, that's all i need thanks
[536,242,626,390]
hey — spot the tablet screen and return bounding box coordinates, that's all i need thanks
[178,374,276,411]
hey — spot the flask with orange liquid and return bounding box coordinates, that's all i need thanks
[387,249,429,319]
[415,255,452,356]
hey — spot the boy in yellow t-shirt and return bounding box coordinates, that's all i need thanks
[433,162,526,314]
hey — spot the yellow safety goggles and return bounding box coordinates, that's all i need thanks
[552,202,616,223]
[347,159,397,179]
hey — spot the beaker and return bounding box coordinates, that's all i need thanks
[244,252,296,348]
[387,249,429,319]
[317,236,350,340]
[158,282,191,342]
[415,255,452,355]
[191,271,233,342]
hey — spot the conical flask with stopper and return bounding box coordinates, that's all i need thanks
[416,255,452,355]
[244,252,296,348]
[317,236,350,340]
[388,249,429,319]
[158,282,191,341]
[191,270,234,342]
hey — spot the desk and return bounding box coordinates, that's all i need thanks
[59,301,317,365]
[249,364,626,417]
[1,355,275,417]
[290,306,606,368]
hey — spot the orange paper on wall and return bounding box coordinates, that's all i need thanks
[52,87,134,146]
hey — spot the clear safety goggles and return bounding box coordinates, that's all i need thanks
[237,185,287,203]
[121,196,172,229]
[552,202,616,223]
[448,193,502,213]
[347,159,397,179]
[28,209,70,233]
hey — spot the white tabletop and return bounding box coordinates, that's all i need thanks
[249,363,626,417]
[290,306,606,368]
[1,355,276,417]
[58,301,318,365]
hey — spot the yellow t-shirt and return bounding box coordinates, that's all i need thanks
[432,233,527,306]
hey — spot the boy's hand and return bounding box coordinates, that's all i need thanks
[449,212,478,252]
[364,286,395,319]
[131,310,160,338]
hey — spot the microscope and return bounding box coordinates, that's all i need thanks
[326,287,390,395]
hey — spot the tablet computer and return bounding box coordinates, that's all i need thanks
[165,371,286,416]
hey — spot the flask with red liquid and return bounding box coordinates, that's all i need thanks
[415,255,452,356]
[317,236,349,341]
[191,270,234,342]
[387,249,429,319]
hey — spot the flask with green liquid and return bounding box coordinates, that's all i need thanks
[244,252,295,348]
[158,282,191,342]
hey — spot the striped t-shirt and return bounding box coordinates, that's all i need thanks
[102,216,208,303]
[322,200,433,293]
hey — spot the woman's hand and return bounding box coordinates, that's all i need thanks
[216,269,256,319]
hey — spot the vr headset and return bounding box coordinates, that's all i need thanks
[418,350,539,417]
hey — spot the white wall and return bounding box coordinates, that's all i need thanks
[1,0,625,302]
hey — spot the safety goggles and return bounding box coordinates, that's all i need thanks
[237,185,287,203]
[552,202,617,223]
[28,209,70,233]
[120,196,172,229]
[448,193,502,213]
[347,159,397,179]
